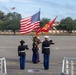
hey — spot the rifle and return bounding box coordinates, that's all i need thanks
[30,34,34,41]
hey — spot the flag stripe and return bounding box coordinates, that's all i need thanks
[20,11,40,34]
[20,22,40,31]
[20,21,40,29]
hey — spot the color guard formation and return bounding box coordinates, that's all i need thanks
[17,36,54,70]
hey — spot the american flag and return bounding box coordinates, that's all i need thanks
[20,11,40,34]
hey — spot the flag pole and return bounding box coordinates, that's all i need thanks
[39,8,41,12]
[36,9,41,38]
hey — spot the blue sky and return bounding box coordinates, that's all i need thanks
[0,0,76,21]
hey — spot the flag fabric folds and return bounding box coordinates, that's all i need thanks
[36,16,57,37]
[40,16,57,32]
[20,11,40,34]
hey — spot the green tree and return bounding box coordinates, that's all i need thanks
[56,17,74,33]
[4,12,22,34]
[73,19,76,30]
[0,11,5,20]
[0,11,5,31]
[0,20,4,31]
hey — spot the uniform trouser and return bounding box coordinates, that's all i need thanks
[20,55,26,69]
[37,52,40,62]
[43,54,50,69]
[32,51,39,63]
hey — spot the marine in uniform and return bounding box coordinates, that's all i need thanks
[32,42,39,63]
[18,40,29,69]
[42,36,54,70]
[32,36,41,63]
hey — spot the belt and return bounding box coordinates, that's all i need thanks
[44,47,50,48]
[19,51,25,53]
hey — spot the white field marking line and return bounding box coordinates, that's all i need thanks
[27,69,61,74]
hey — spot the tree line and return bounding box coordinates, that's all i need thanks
[0,10,76,34]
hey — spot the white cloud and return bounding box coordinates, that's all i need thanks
[12,0,32,3]
[0,0,31,2]
[0,0,10,2]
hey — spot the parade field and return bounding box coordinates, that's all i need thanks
[0,35,76,75]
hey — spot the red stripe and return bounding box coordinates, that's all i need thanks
[20,23,39,31]
[20,17,40,34]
